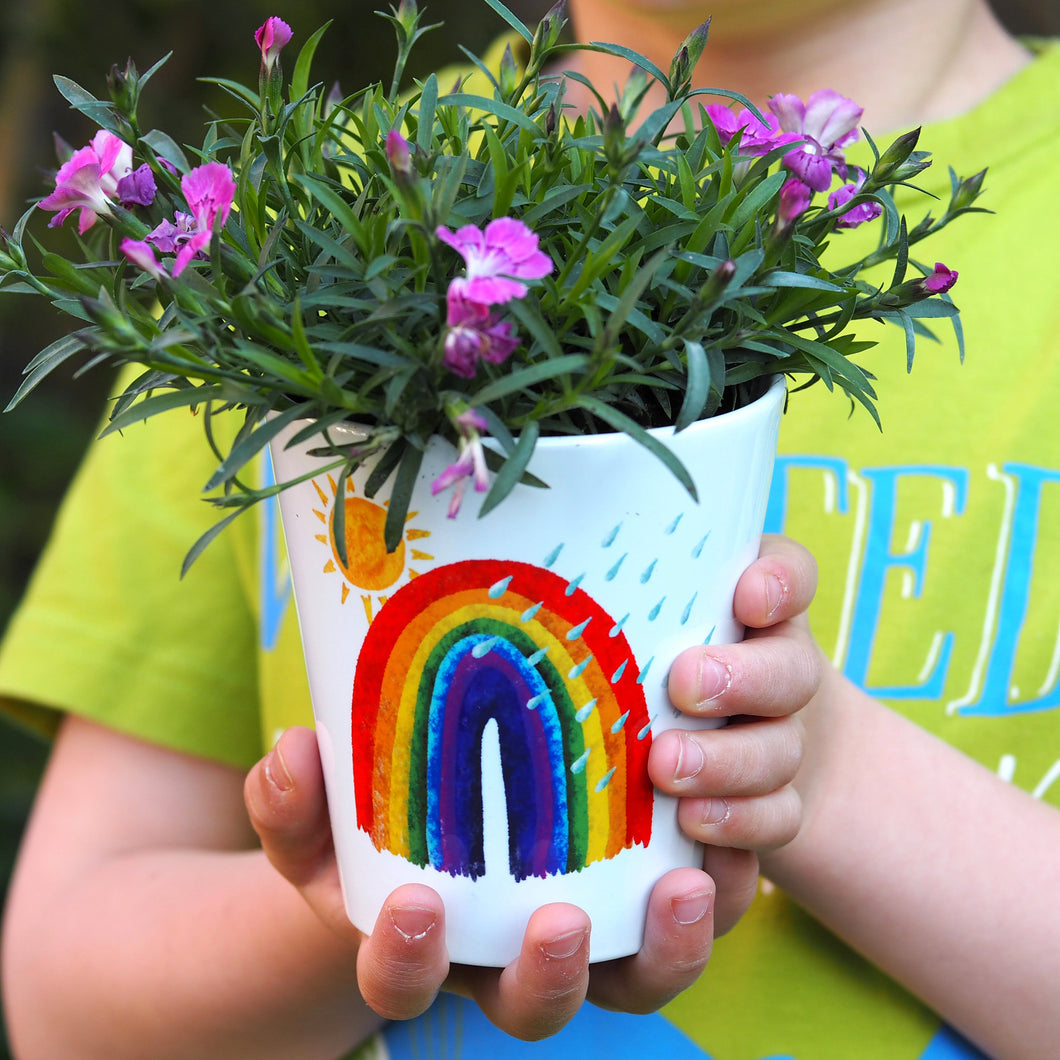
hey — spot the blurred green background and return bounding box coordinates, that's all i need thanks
[0,1,1056,1056]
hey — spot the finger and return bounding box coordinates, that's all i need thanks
[588,867,714,1014]
[666,625,821,719]
[244,726,332,888]
[702,847,760,936]
[734,533,818,629]
[650,715,804,798]
[450,904,590,1040]
[244,727,359,939]
[677,784,803,851]
[356,884,450,1021]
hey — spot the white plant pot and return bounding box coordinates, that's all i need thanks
[269,375,785,966]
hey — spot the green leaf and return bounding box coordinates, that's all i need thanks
[674,340,710,431]
[384,443,424,553]
[471,354,591,405]
[181,509,247,578]
[141,129,190,172]
[437,94,544,137]
[761,271,844,292]
[480,420,541,516]
[580,42,669,91]
[202,403,314,491]
[477,0,534,45]
[291,22,332,102]
[331,469,348,568]
[52,75,120,134]
[99,384,227,437]
[4,334,90,411]
[416,74,439,154]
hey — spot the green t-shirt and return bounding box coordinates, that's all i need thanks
[3,36,1059,1060]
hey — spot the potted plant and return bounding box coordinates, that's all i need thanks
[0,0,981,964]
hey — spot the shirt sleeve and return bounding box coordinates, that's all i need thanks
[0,401,264,770]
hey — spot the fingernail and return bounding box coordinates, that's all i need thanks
[540,927,588,961]
[697,654,731,705]
[264,747,293,792]
[671,889,713,926]
[389,905,438,942]
[673,733,705,782]
[765,573,786,617]
[701,798,730,825]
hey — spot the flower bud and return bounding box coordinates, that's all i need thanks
[698,258,736,305]
[603,103,626,167]
[950,168,987,213]
[871,127,926,183]
[532,0,568,54]
[394,0,420,40]
[255,17,293,74]
[922,261,958,294]
[545,102,558,137]
[107,59,139,115]
[668,18,711,96]
[777,178,812,229]
[0,227,23,271]
[385,129,414,183]
[498,43,520,100]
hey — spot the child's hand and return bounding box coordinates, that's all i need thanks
[649,533,821,928]
[244,534,820,1040]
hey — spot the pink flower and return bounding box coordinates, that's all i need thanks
[923,262,958,294]
[443,292,520,378]
[705,105,796,157]
[431,409,491,518]
[778,178,812,227]
[120,238,165,280]
[255,17,293,70]
[829,175,882,229]
[138,162,236,277]
[768,90,863,192]
[436,217,552,306]
[38,130,142,233]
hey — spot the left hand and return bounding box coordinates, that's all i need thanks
[648,532,822,934]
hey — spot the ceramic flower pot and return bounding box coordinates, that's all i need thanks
[269,375,785,966]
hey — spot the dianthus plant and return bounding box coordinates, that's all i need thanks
[1,0,986,556]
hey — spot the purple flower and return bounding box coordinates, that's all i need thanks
[38,130,136,233]
[255,17,293,70]
[116,163,157,208]
[829,175,882,229]
[769,90,863,192]
[431,409,491,518]
[436,217,552,306]
[923,262,958,294]
[443,293,520,378]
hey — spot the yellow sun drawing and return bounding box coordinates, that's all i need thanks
[312,474,433,623]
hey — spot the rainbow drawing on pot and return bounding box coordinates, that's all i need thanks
[351,558,654,881]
